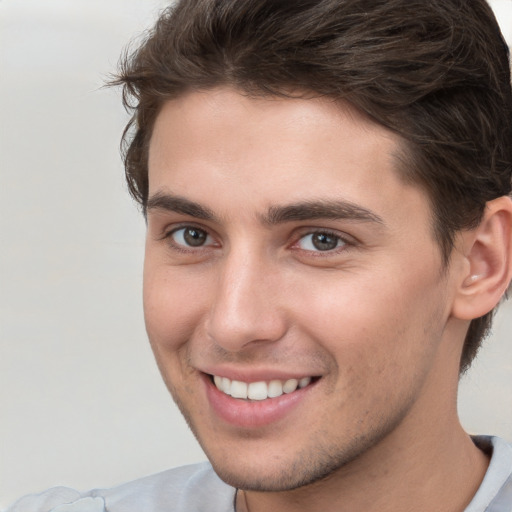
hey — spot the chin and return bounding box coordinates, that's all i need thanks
[202,433,377,492]
[199,407,409,493]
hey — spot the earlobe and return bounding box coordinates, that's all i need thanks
[452,196,512,320]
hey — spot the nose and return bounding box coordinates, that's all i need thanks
[205,250,288,352]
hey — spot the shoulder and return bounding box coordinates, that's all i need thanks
[465,436,512,512]
[6,462,236,512]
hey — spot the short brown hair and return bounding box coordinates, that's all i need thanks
[113,0,512,373]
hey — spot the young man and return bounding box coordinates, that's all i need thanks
[9,0,512,511]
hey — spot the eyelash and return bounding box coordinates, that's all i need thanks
[162,225,354,256]
[162,224,217,253]
[292,229,352,255]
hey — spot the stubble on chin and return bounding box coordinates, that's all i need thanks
[198,409,409,493]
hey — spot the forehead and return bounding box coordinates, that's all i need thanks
[149,88,398,167]
[147,87,427,224]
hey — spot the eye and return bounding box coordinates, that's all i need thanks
[296,231,346,252]
[169,226,213,248]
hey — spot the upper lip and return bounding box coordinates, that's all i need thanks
[198,364,320,383]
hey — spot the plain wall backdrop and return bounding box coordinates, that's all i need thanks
[1,0,511,508]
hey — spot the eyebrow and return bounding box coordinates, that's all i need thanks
[263,200,384,226]
[146,192,215,221]
[146,192,384,226]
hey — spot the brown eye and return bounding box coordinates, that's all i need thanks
[171,227,210,247]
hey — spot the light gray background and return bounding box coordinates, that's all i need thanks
[1,0,511,508]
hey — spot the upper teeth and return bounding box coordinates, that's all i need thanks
[213,375,312,400]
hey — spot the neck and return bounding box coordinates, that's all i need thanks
[237,415,489,512]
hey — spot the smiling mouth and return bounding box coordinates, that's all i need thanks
[210,375,317,401]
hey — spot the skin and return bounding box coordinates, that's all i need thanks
[144,88,491,512]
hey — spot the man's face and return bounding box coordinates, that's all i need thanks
[144,88,461,491]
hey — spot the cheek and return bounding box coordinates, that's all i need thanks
[143,265,209,402]
[143,262,208,352]
[296,268,447,387]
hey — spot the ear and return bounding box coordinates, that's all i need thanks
[451,196,512,320]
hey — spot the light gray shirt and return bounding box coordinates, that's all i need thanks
[6,436,512,512]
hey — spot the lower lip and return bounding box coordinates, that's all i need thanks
[203,375,315,428]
